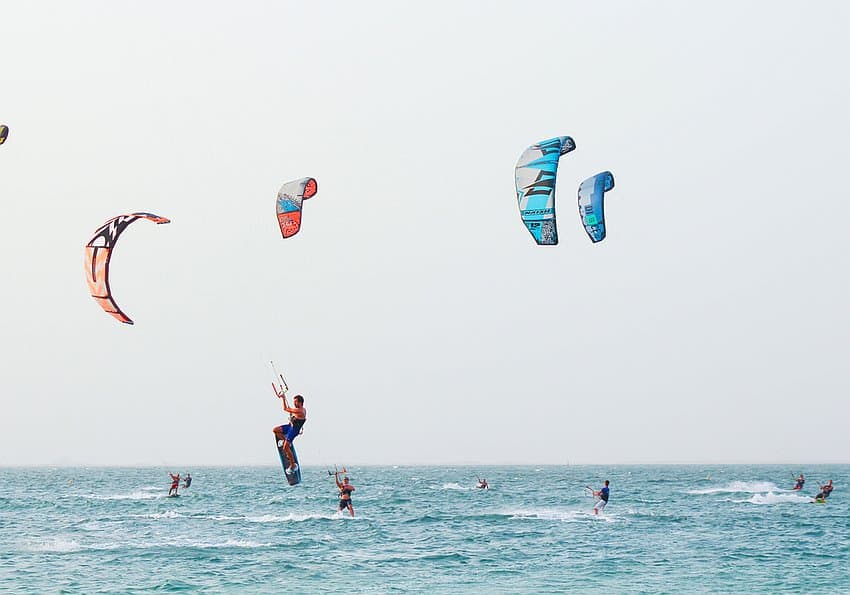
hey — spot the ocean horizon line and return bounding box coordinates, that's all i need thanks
[2,461,848,469]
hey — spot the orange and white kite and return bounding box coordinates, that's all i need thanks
[84,212,170,324]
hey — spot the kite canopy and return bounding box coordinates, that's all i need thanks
[0,125,8,145]
[577,171,615,243]
[276,177,317,238]
[515,136,575,245]
[84,212,170,324]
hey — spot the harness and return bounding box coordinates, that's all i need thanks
[289,415,306,435]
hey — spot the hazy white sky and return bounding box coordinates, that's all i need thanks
[1,1,848,466]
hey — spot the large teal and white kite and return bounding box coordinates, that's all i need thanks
[515,136,575,245]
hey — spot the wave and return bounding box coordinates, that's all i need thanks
[79,490,164,501]
[189,538,273,549]
[438,483,470,491]
[158,512,355,523]
[22,537,272,553]
[25,537,82,553]
[245,513,346,523]
[738,492,814,505]
[505,508,616,523]
[686,481,782,495]
[132,510,182,519]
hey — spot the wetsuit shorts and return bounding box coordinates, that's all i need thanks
[277,424,300,443]
[339,499,351,510]
[594,499,607,512]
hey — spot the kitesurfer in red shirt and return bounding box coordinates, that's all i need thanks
[168,473,180,496]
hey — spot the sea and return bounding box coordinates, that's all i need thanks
[1,465,847,593]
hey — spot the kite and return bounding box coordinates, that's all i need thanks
[276,177,317,238]
[84,212,170,324]
[0,125,8,145]
[515,136,575,245]
[577,171,615,243]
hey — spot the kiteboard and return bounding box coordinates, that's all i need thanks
[813,497,827,504]
[167,494,180,498]
[275,436,302,486]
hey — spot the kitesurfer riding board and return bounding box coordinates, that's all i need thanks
[168,472,180,497]
[813,480,834,504]
[334,470,355,517]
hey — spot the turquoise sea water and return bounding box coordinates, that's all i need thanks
[1,465,847,593]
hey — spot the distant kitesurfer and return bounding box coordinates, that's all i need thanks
[815,479,834,501]
[592,480,610,515]
[168,472,180,496]
[183,473,192,489]
[335,471,355,517]
[272,391,306,473]
[793,474,805,490]
[477,478,489,489]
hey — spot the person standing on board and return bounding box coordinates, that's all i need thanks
[792,474,805,490]
[168,472,180,496]
[183,473,192,489]
[592,480,610,515]
[815,479,834,501]
[272,390,307,473]
[477,477,489,489]
[335,471,355,517]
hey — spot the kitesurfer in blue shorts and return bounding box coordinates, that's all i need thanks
[593,480,610,515]
[272,392,306,473]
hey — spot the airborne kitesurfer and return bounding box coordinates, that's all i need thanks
[592,480,610,515]
[272,391,306,473]
[335,472,355,517]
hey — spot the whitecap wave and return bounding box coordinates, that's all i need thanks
[25,537,82,553]
[80,491,163,501]
[133,510,182,519]
[439,482,470,491]
[506,508,616,523]
[199,512,349,523]
[189,539,272,549]
[686,481,781,495]
[246,513,342,523]
[23,536,271,552]
[740,492,814,505]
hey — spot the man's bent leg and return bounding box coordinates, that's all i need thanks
[282,440,296,469]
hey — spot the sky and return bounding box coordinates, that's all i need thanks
[1,1,848,466]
